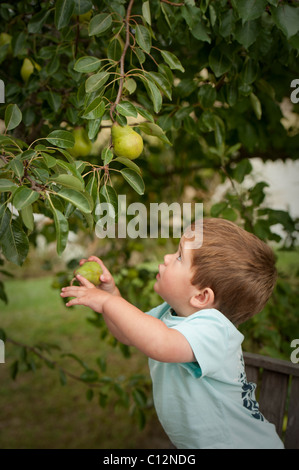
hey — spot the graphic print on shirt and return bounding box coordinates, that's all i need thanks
[239,353,265,421]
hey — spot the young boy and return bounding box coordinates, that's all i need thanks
[61,218,284,449]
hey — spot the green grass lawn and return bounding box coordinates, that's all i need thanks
[0,277,170,449]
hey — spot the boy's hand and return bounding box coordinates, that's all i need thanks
[76,256,120,297]
[61,275,111,313]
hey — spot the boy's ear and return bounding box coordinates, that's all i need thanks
[190,287,215,310]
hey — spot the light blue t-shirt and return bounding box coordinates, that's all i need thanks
[147,302,284,449]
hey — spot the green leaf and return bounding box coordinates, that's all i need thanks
[87,119,102,140]
[114,383,129,408]
[13,187,39,210]
[134,407,146,430]
[100,147,113,166]
[120,168,145,195]
[46,130,75,149]
[41,153,57,169]
[235,20,259,48]
[99,392,108,408]
[142,1,151,26]
[271,4,299,39]
[132,388,147,408]
[74,56,103,73]
[138,121,171,145]
[250,93,262,120]
[28,10,51,33]
[61,353,89,369]
[85,72,110,93]
[123,78,137,95]
[55,0,75,30]
[5,104,22,131]
[86,389,94,401]
[59,368,67,386]
[256,79,275,100]
[210,202,227,217]
[209,48,231,77]
[20,205,34,232]
[73,0,92,15]
[99,184,118,218]
[140,77,162,113]
[51,205,69,255]
[114,157,141,175]
[96,356,106,373]
[10,360,19,380]
[107,38,122,61]
[182,5,210,43]
[233,159,252,183]
[0,328,7,340]
[135,24,152,54]
[221,207,238,222]
[147,72,172,100]
[9,158,24,178]
[219,9,235,38]
[249,181,268,206]
[0,217,29,265]
[160,50,185,73]
[240,58,259,85]
[0,179,18,192]
[56,188,93,213]
[80,369,99,382]
[88,13,112,36]
[50,174,85,192]
[83,97,106,120]
[234,0,267,21]
[116,101,138,118]
[135,106,155,123]
[133,47,146,65]
[55,160,85,184]
[198,84,217,108]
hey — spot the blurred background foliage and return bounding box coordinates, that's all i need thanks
[0,0,299,448]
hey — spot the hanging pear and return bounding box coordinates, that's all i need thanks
[21,58,34,82]
[111,123,143,160]
[69,127,92,158]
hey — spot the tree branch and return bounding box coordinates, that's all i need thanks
[6,336,103,389]
[160,0,185,6]
[110,0,135,122]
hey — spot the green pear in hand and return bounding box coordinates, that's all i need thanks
[72,261,103,286]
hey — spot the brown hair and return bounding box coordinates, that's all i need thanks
[187,218,277,326]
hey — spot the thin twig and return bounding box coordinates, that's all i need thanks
[220,165,254,231]
[6,337,103,388]
[109,0,135,121]
[160,0,184,6]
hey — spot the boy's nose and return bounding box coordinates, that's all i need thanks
[164,254,171,265]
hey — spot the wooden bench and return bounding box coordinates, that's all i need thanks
[244,352,299,449]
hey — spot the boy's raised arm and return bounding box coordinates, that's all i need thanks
[61,282,195,364]
[103,295,195,363]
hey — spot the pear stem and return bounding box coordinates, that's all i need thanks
[109,0,135,122]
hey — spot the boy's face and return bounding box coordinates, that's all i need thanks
[154,237,197,316]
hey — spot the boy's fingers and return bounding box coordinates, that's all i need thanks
[66,298,81,307]
[100,272,112,283]
[76,274,94,288]
[61,286,86,297]
[87,256,112,277]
